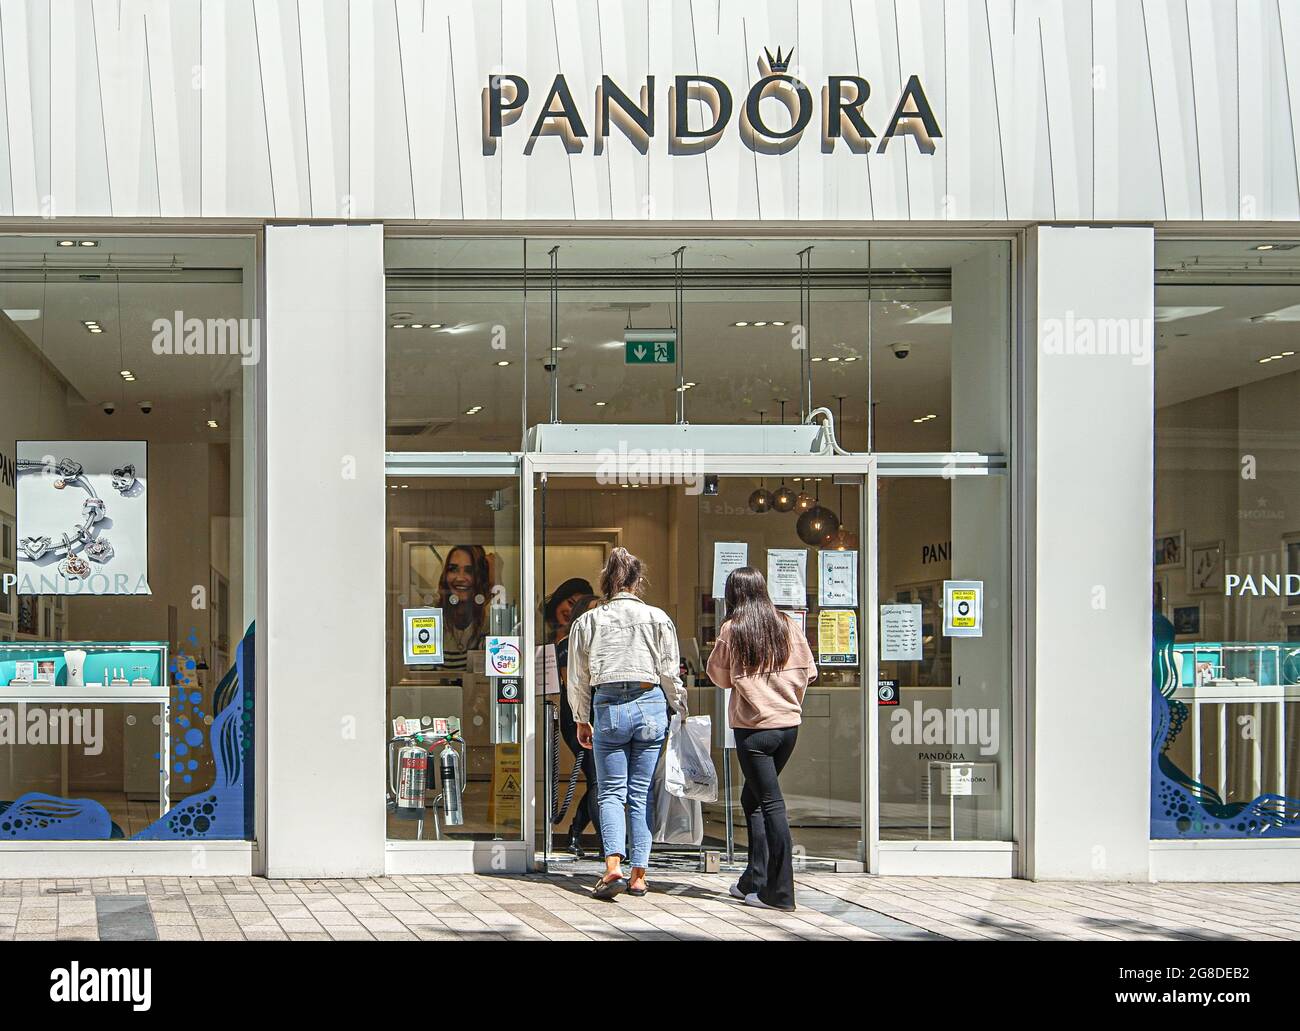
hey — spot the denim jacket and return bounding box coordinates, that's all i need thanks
[566,592,686,724]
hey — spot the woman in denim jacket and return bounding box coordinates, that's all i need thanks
[567,547,686,899]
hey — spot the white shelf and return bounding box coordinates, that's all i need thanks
[0,684,168,704]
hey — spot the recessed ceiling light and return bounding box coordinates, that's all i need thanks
[811,356,823,362]
[844,356,859,362]
[119,370,132,378]
[79,240,98,247]
[1255,243,1276,251]
[57,240,76,247]
[594,401,607,406]
[1283,351,1296,356]
[427,323,444,330]
[1271,354,1285,360]
[391,324,408,330]
[207,419,219,429]
[826,356,840,362]
[734,321,749,327]
[754,321,768,327]
[772,321,786,327]
[1259,357,1273,364]
[496,360,511,367]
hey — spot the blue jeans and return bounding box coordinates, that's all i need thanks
[591,682,668,868]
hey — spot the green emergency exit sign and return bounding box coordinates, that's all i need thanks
[625,331,676,365]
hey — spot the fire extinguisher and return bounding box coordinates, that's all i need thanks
[395,739,429,816]
[439,741,464,826]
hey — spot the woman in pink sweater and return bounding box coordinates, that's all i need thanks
[706,566,817,911]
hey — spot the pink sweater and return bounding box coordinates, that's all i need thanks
[706,618,817,729]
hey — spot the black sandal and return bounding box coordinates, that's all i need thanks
[592,874,627,900]
[627,884,648,897]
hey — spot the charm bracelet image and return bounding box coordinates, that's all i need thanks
[16,457,137,580]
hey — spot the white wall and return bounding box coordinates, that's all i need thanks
[264,224,386,877]
[1029,226,1154,881]
[0,3,1297,220]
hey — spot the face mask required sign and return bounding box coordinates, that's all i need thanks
[942,580,983,638]
[403,608,444,665]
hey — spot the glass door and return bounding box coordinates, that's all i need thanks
[526,451,876,874]
[694,473,867,869]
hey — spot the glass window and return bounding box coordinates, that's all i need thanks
[385,476,522,841]
[0,234,257,841]
[1153,238,1300,838]
[877,474,1013,841]
[385,238,525,452]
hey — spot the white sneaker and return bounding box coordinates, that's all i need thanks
[728,882,745,900]
[744,892,795,912]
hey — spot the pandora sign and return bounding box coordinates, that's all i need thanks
[484,48,941,157]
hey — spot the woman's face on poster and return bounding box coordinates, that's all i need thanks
[444,549,479,599]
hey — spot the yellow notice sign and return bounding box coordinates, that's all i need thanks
[948,590,977,627]
[489,743,522,833]
[817,609,858,666]
[403,607,444,665]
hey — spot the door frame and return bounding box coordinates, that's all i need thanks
[521,450,879,872]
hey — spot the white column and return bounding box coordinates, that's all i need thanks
[264,224,386,877]
[1027,226,1154,881]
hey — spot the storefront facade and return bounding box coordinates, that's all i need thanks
[0,1,1297,882]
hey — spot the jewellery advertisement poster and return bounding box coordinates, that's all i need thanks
[14,440,150,596]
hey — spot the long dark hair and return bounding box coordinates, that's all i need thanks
[599,546,646,600]
[723,566,791,673]
[544,577,595,637]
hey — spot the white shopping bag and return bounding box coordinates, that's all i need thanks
[664,714,718,803]
[652,751,703,845]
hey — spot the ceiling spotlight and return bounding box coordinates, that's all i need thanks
[594,401,607,406]
[826,356,840,362]
[410,323,425,329]
[1259,357,1273,364]
[1283,351,1296,357]
[119,369,133,378]
[57,240,76,247]
[844,356,859,362]
[734,321,749,327]
[772,321,786,327]
[391,324,408,330]
[811,356,823,363]
[79,240,99,247]
[496,360,511,367]
[427,323,444,329]
[754,321,768,327]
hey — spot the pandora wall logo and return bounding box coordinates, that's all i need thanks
[485,47,940,156]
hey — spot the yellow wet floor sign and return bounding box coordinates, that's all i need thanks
[490,743,522,832]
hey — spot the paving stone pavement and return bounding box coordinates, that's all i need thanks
[1,873,1297,941]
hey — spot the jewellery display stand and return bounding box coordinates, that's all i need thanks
[0,640,170,815]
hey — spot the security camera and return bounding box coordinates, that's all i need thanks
[571,382,587,393]
[137,401,153,415]
[543,362,557,373]
[101,402,116,415]
[891,341,911,360]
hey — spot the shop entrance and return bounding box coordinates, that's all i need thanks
[525,443,877,875]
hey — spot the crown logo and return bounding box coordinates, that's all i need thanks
[763,46,793,74]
